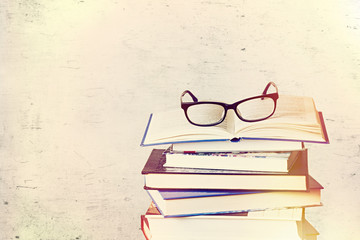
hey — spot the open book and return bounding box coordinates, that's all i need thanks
[141,95,329,146]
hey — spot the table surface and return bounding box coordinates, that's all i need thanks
[1,1,360,239]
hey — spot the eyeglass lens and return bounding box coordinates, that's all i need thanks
[236,97,275,121]
[186,104,225,125]
[186,97,275,125]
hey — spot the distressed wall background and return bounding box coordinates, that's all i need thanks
[1,0,360,239]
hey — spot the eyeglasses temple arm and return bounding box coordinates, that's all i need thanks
[262,82,278,95]
[181,90,198,102]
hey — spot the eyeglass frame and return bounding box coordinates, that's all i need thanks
[180,82,279,127]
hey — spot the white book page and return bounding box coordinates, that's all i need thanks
[172,139,304,152]
[144,109,233,144]
[266,95,319,123]
[233,95,322,139]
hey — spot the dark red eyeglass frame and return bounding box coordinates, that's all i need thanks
[180,82,279,127]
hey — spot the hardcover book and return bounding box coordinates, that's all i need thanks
[144,201,304,220]
[141,95,329,146]
[142,149,309,191]
[164,150,296,172]
[146,176,322,217]
[141,203,319,240]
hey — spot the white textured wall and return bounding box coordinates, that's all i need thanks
[1,0,360,239]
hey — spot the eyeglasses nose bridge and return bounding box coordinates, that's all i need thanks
[226,103,238,111]
[222,103,241,116]
[224,103,244,119]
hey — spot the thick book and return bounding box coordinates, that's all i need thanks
[146,176,322,217]
[141,204,319,240]
[142,149,309,191]
[141,95,329,146]
[164,150,296,172]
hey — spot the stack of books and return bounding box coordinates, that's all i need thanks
[140,95,329,240]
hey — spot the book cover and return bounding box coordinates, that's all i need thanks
[142,149,309,191]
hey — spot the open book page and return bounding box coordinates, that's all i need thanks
[266,95,319,123]
[224,110,236,134]
[233,95,323,141]
[143,109,234,145]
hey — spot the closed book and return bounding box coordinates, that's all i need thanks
[146,176,322,217]
[164,150,295,173]
[145,201,305,220]
[142,149,309,191]
[141,203,319,240]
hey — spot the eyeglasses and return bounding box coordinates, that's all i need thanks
[181,82,279,127]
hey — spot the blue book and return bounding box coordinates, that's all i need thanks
[145,176,322,218]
